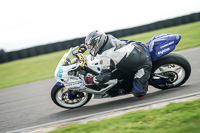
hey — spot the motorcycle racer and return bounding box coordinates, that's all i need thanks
[52,31,191,109]
[78,30,152,98]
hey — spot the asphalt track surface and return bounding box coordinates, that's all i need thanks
[0,47,200,133]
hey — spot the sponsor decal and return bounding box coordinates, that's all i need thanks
[158,48,170,55]
[97,67,101,71]
[57,67,63,78]
[70,77,79,80]
[91,62,99,65]
[65,81,83,87]
[160,41,174,49]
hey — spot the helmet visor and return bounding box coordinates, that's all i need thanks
[85,36,100,56]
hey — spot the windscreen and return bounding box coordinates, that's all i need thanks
[60,46,80,66]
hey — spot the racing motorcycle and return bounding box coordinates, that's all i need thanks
[51,33,191,109]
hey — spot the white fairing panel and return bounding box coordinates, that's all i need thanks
[86,55,102,73]
[54,46,84,89]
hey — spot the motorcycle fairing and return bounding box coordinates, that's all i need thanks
[56,81,64,86]
[146,33,182,60]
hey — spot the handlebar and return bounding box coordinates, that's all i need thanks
[76,53,85,68]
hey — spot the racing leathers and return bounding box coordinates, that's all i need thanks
[79,35,152,97]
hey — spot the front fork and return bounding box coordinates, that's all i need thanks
[56,82,83,100]
[56,82,74,100]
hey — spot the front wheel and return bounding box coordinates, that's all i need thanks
[51,84,92,109]
[151,53,191,89]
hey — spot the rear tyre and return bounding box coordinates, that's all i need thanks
[151,53,191,89]
[51,84,92,109]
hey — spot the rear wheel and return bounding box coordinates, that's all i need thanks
[51,84,92,109]
[151,53,191,89]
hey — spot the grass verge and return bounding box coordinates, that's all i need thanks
[48,99,200,133]
[0,21,200,89]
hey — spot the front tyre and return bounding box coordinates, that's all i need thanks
[151,53,191,89]
[51,84,92,109]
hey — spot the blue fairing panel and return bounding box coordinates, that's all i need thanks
[146,33,181,60]
[56,82,64,86]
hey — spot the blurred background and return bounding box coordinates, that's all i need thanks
[0,0,200,63]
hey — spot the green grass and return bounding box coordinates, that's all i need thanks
[0,50,66,88]
[49,99,200,133]
[0,21,200,89]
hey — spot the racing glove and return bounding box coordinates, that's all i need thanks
[85,75,95,84]
[78,44,87,54]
